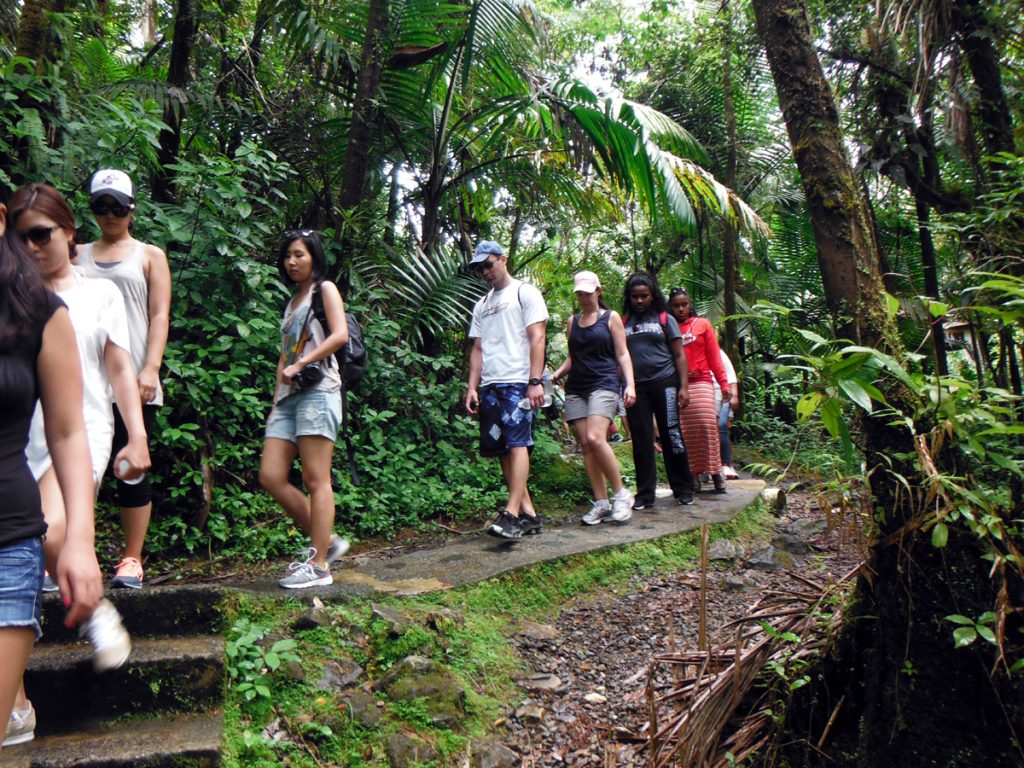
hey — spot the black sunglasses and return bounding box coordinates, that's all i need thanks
[19,226,60,246]
[91,201,133,217]
[284,229,317,240]
[471,258,499,273]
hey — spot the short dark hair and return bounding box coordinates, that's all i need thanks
[277,229,327,285]
[622,272,667,319]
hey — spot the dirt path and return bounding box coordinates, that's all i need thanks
[502,487,861,766]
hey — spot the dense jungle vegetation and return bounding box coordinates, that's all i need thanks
[2,0,1022,762]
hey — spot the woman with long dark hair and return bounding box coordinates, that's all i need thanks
[669,287,730,492]
[621,272,695,508]
[259,230,350,589]
[0,196,101,751]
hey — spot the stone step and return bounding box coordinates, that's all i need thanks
[3,709,223,768]
[25,635,224,731]
[39,585,225,644]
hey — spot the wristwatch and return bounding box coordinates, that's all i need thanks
[528,377,542,386]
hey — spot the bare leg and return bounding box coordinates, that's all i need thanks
[37,468,65,574]
[120,504,151,562]
[574,416,610,501]
[583,415,625,494]
[259,437,309,533]
[0,628,35,756]
[498,447,531,516]
[296,435,336,569]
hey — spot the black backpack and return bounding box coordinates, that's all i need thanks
[310,283,367,390]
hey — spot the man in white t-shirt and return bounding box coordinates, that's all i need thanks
[465,241,549,539]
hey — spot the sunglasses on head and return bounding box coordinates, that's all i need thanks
[90,200,133,217]
[19,226,60,247]
[284,229,316,240]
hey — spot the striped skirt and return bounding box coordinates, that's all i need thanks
[680,379,721,475]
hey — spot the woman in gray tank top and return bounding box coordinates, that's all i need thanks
[77,169,172,590]
[260,230,351,590]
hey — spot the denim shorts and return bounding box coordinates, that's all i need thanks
[265,388,342,443]
[479,382,534,457]
[0,537,44,641]
[564,388,621,423]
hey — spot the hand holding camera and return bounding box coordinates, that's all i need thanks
[294,363,324,390]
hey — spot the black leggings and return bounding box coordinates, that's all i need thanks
[111,403,158,507]
[625,376,694,504]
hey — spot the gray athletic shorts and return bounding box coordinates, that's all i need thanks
[564,388,621,423]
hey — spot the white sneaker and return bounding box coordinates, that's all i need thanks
[610,488,634,522]
[81,598,132,672]
[581,500,613,525]
[279,548,333,589]
[722,465,739,479]
[326,535,350,564]
[3,703,35,747]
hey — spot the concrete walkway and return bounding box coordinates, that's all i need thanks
[233,478,766,599]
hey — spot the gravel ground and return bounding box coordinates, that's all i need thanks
[500,488,863,766]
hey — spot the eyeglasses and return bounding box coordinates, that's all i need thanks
[471,258,499,273]
[91,201,133,217]
[284,229,317,240]
[19,226,60,246]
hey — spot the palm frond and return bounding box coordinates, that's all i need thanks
[390,246,485,343]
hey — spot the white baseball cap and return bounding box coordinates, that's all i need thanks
[89,169,135,205]
[573,270,602,293]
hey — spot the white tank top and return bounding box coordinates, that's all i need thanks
[77,242,163,406]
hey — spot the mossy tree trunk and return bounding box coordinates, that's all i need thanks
[752,0,1024,764]
[153,0,199,203]
[332,0,389,288]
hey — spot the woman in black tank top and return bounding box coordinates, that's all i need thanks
[1,207,101,748]
[552,271,637,525]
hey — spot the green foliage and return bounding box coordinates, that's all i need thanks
[225,618,301,716]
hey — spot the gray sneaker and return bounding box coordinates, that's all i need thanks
[81,598,131,672]
[3,703,35,747]
[581,500,613,525]
[610,488,634,522]
[279,549,333,589]
[326,535,350,564]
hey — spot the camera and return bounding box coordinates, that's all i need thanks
[295,364,324,390]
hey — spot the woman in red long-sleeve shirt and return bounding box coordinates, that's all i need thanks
[669,288,730,492]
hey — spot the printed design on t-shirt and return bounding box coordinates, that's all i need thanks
[624,320,665,337]
[282,307,312,366]
[679,331,696,345]
[481,300,510,319]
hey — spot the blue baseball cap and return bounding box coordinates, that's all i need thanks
[470,240,504,265]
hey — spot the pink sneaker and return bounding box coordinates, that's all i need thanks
[111,557,144,589]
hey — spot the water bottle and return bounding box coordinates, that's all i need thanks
[118,459,146,486]
[542,372,554,409]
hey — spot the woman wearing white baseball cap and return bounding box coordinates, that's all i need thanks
[551,271,636,525]
[75,169,172,589]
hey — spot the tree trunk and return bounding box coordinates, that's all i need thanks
[332,0,389,281]
[720,0,739,365]
[752,0,892,348]
[752,0,1023,764]
[951,0,1015,158]
[153,0,199,203]
[0,0,18,50]
[916,198,949,376]
[14,0,53,65]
